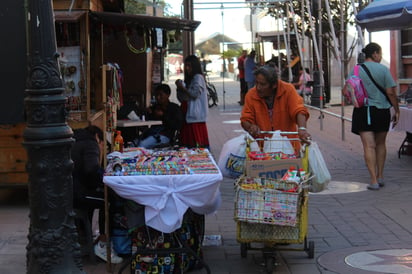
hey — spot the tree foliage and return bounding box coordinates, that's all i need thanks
[254,0,369,60]
[222,49,240,64]
[124,0,172,16]
[250,0,371,81]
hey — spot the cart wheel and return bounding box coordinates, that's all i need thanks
[240,243,248,258]
[307,241,315,259]
[265,256,274,273]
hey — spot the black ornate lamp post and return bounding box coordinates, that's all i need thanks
[24,1,84,273]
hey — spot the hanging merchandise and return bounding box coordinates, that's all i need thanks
[78,50,86,100]
[124,26,147,54]
[58,46,82,97]
[105,63,124,132]
[106,96,117,132]
[107,62,124,108]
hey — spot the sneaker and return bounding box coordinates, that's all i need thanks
[377,178,385,187]
[367,183,380,191]
[94,241,123,264]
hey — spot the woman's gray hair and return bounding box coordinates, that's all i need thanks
[253,65,278,85]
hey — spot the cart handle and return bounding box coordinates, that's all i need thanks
[259,131,298,135]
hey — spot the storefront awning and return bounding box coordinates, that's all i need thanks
[89,11,200,31]
[54,11,200,31]
[356,0,412,32]
[54,11,87,22]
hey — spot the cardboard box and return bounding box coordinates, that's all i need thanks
[245,158,302,179]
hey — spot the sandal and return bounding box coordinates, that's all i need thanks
[367,183,380,190]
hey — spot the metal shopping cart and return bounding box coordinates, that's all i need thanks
[234,132,314,273]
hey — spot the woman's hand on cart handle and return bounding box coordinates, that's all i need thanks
[247,124,260,137]
[298,127,311,145]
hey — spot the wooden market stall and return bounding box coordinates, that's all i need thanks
[0,0,200,187]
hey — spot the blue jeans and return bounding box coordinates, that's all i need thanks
[138,135,170,148]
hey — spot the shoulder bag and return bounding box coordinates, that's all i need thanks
[360,64,392,106]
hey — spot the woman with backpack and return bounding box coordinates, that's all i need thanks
[350,42,400,190]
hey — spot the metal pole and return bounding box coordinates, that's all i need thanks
[221,3,226,110]
[277,13,281,79]
[24,0,83,273]
[284,11,293,82]
[183,0,195,56]
[250,7,254,48]
[306,0,322,110]
[102,64,113,272]
[289,3,305,72]
[340,0,346,141]
[318,0,324,130]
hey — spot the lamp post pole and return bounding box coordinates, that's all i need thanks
[221,3,226,110]
[24,1,83,273]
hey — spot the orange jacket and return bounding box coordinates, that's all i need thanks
[240,80,309,132]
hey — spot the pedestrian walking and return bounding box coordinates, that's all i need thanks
[349,42,400,190]
[244,50,257,90]
[237,50,248,105]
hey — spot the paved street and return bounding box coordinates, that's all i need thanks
[1,73,412,273]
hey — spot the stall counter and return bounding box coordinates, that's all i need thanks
[103,148,223,233]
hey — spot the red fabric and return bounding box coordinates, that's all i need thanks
[238,55,246,79]
[180,122,210,148]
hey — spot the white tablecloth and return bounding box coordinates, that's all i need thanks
[394,107,412,133]
[104,172,222,233]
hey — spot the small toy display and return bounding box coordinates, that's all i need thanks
[234,168,309,227]
[105,148,220,176]
[130,210,205,274]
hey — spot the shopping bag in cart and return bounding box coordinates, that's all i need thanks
[307,142,331,192]
[218,133,259,178]
[262,130,295,154]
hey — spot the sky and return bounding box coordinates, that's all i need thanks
[166,0,252,46]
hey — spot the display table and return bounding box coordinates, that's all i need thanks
[104,148,221,273]
[392,106,412,158]
[103,148,223,233]
[392,106,412,132]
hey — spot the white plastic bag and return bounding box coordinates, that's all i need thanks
[218,134,258,178]
[263,130,295,154]
[308,142,331,192]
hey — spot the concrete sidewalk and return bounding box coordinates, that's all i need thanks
[1,74,412,273]
[193,75,412,274]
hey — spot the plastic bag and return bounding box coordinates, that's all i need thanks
[263,130,295,154]
[112,228,131,255]
[308,142,331,192]
[218,134,258,178]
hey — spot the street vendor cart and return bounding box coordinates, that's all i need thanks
[234,132,314,273]
[103,147,222,274]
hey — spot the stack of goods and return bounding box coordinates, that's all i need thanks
[105,147,220,176]
[247,151,298,161]
[234,168,308,227]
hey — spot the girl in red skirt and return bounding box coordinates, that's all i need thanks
[175,55,210,148]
